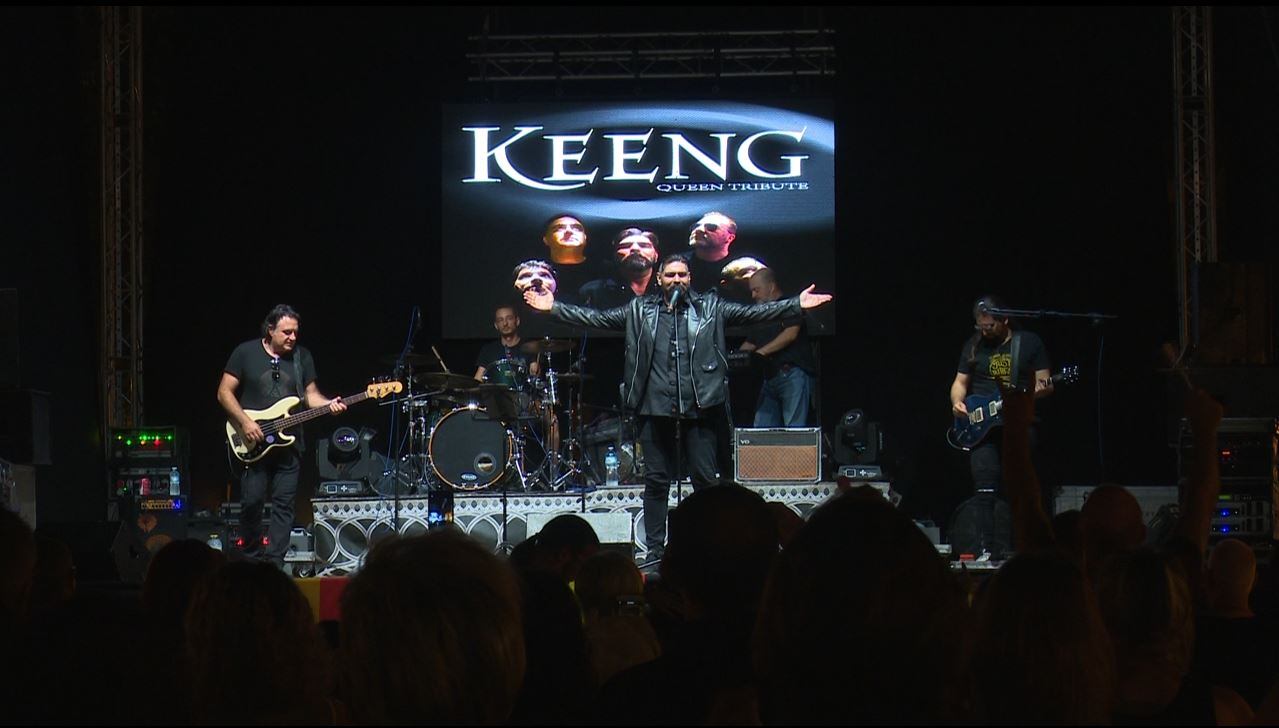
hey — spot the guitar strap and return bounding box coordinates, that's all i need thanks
[1009,331,1022,390]
[293,353,305,400]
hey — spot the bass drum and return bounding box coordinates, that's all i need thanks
[428,406,513,491]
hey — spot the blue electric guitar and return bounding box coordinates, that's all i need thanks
[946,365,1079,451]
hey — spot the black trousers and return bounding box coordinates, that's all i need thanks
[967,425,1038,495]
[239,445,300,563]
[963,425,1038,557]
[638,410,722,560]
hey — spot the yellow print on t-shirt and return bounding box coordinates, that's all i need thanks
[988,353,1012,386]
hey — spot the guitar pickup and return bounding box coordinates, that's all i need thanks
[971,411,984,423]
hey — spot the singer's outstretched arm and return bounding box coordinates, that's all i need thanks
[523,286,628,330]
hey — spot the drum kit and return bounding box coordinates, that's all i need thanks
[373,338,640,497]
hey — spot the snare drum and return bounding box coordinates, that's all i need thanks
[428,406,514,491]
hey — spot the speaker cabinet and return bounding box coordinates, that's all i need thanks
[733,427,821,484]
[0,389,50,465]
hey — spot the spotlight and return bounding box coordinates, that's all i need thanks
[832,409,884,465]
[331,426,359,454]
[318,426,376,488]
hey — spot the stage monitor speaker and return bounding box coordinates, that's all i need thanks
[733,427,821,483]
[527,512,633,557]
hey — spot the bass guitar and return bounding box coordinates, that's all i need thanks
[946,365,1079,451]
[226,380,402,463]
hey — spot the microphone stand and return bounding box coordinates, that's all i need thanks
[385,306,421,543]
[671,289,686,514]
[576,327,590,514]
[984,305,1119,484]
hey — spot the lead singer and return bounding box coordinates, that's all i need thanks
[524,253,832,562]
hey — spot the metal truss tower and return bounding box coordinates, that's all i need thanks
[100,6,145,438]
[1172,6,1218,352]
[468,30,836,82]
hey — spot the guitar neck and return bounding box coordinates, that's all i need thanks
[262,391,369,433]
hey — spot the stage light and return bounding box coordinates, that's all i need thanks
[832,409,883,465]
[331,426,359,454]
[318,426,377,493]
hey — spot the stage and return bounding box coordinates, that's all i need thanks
[309,481,859,576]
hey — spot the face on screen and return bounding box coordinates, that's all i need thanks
[688,212,736,261]
[615,232,658,272]
[513,264,558,295]
[543,216,587,263]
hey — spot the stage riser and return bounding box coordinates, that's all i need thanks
[312,482,841,576]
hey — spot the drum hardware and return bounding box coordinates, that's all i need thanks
[417,372,484,392]
[377,352,444,369]
[519,337,577,355]
[368,332,615,530]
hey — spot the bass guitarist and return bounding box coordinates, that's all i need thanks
[949,296,1053,550]
[217,304,347,566]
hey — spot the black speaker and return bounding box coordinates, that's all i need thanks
[948,493,1012,559]
[0,288,17,389]
[0,389,50,465]
[111,500,190,584]
[35,521,122,583]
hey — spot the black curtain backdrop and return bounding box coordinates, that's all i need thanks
[5,7,1277,529]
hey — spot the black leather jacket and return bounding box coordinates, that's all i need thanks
[549,290,804,413]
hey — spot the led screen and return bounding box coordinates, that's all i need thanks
[441,100,835,338]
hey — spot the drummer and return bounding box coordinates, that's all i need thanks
[474,304,541,384]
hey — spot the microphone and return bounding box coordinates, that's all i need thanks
[668,285,685,309]
[531,279,544,292]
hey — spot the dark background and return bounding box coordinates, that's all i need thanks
[3,7,1276,532]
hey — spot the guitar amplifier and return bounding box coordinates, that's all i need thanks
[733,427,821,484]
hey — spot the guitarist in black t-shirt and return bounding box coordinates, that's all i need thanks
[949,295,1054,493]
[217,304,347,565]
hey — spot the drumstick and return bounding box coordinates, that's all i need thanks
[432,345,451,374]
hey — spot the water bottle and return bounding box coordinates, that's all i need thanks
[605,446,620,487]
[207,533,223,551]
[169,467,181,496]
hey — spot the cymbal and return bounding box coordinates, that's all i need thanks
[377,353,442,368]
[520,338,576,354]
[417,372,481,391]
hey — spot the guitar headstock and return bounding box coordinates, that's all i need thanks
[1056,365,1080,386]
[367,380,405,399]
